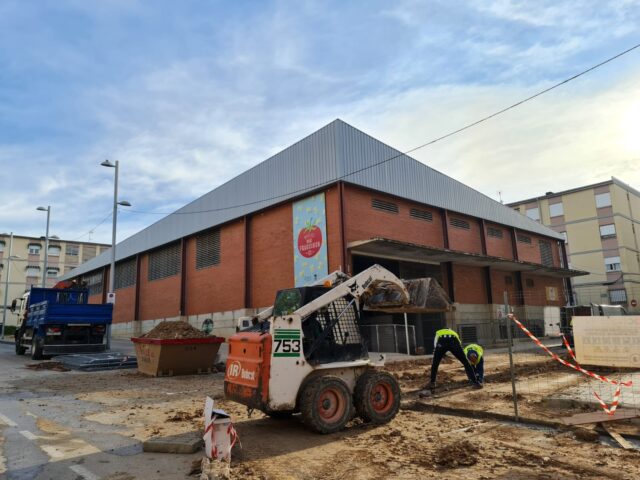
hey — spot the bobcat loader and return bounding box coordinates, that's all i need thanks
[224,264,451,433]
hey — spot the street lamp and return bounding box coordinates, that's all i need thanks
[36,206,51,287]
[1,232,21,338]
[101,159,131,349]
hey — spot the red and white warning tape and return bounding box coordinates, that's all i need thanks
[507,313,632,387]
[561,334,580,367]
[205,415,241,461]
[593,386,622,416]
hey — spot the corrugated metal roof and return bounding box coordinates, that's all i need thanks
[62,119,563,279]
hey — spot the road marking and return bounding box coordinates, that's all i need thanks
[69,464,100,480]
[0,413,17,427]
[19,430,38,440]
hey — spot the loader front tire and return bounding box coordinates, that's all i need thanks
[300,376,352,434]
[354,371,400,424]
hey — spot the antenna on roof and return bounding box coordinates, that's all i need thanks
[498,191,503,204]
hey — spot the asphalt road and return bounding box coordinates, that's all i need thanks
[0,342,199,480]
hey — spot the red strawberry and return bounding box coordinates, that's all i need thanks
[297,219,323,258]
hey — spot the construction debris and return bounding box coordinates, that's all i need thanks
[434,440,479,468]
[600,423,634,450]
[25,361,70,372]
[54,352,137,371]
[143,320,208,339]
[363,278,451,313]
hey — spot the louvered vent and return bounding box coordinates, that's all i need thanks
[487,227,503,238]
[539,240,553,267]
[410,208,433,222]
[372,199,399,214]
[450,218,470,230]
[460,325,478,344]
[115,258,136,290]
[84,271,103,296]
[148,242,181,281]
[517,234,532,244]
[196,229,221,270]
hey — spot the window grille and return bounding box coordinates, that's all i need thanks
[148,242,181,281]
[487,227,503,238]
[539,241,553,267]
[85,271,103,296]
[449,218,470,230]
[48,245,61,256]
[517,234,532,244]
[410,208,433,222]
[459,325,478,344]
[609,289,627,303]
[371,199,399,214]
[115,258,136,290]
[196,229,221,269]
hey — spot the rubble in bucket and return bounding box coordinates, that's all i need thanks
[142,320,209,339]
[363,277,452,313]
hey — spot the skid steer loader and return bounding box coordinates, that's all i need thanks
[224,264,451,433]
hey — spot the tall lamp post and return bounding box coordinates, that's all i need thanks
[36,206,51,287]
[101,159,131,349]
[1,232,21,338]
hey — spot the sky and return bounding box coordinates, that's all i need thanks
[1,0,639,245]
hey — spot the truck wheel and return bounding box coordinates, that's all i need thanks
[354,371,401,424]
[15,336,26,356]
[299,376,352,434]
[31,337,44,360]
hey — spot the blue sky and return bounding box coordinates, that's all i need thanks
[1,0,639,244]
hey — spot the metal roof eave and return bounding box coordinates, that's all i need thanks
[347,238,588,279]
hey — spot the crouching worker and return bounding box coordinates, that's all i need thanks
[464,343,484,387]
[425,328,481,393]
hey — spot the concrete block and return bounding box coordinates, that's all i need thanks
[142,430,203,454]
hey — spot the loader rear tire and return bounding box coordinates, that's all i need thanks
[354,371,400,424]
[300,376,352,434]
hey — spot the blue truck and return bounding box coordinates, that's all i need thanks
[13,285,113,360]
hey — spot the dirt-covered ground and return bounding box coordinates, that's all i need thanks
[4,351,640,479]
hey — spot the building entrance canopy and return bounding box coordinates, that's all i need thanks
[348,238,588,279]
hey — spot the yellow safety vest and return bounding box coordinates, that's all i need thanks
[464,344,484,365]
[435,329,460,342]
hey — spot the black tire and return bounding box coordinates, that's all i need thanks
[354,371,401,424]
[299,376,352,434]
[15,335,26,356]
[31,337,44,361]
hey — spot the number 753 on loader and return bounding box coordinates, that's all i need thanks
[224,264,451,433]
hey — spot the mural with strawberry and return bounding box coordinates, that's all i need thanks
[293,193,328,287]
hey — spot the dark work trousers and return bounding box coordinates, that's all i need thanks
[430,336,478,384]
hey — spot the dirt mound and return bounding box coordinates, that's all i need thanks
[26,362,70,372]
[434,440,479,468]
[166,407,204,422]
[142,320,208,339]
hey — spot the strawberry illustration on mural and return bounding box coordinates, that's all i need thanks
[297,218,322,258]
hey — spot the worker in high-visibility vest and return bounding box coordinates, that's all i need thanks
[464,343,484,386]
[425,329,481,392]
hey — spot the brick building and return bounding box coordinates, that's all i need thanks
[62,120,583,352]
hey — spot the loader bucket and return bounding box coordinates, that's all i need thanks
[363,278,451,313]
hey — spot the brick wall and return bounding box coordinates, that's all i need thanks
[490,269,518,303]
[343,185,445,248]
[185,220,245,315]
[250,202,294,308]
[447,214,483,254]
[325,186,344,272]
[485,222,514,259]
[521,274,565,306]
[112,285,135,324]
[452,264,487,304]
[138,254,181,320]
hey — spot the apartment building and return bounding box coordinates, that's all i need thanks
[508,177,640,312]
[0,234,109,327]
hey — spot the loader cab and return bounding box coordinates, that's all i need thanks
[273,286,368,365]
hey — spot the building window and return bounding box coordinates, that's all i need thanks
[450,218,470,230]
[487,227,503,239]
[526,207,540,221]
[525,278,535,288]
[595,192,611,208]
[84,271,103,296]
[560,231,568,244]
[28,243,41,255]
[410,208,433,222]
[46,268,59,278]
[0,241,4,253]
[517,234,532,244]
[599,224,616,239]
[26,266,40,277]
[48,245,61,256]
[115,258,136,290]
[371,198,399,214]
[539,241,553,267]
[604,256,621,272]
[148,242,181,281]
[549,203,564,217]
[196,229,221,270]
[609,289,627,304]
[66,244,79,256]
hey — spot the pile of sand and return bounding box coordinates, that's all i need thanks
[434,440,479,468]
[142,320,208,340]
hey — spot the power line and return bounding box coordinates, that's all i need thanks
[69,211,113,241]
[122,41,640,217]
